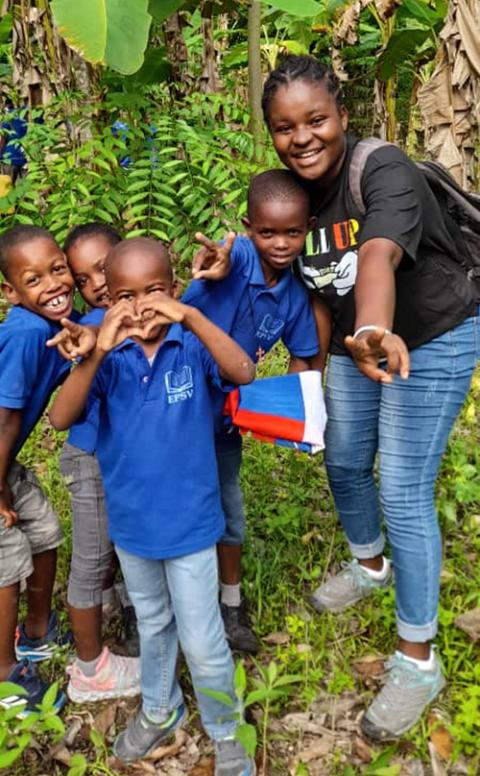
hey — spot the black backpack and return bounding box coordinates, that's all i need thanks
[349,137,480,301]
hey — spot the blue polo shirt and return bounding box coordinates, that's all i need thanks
[183,236,318,363]
[0,305,74,458]
[91,324,227,559]
[183,235,319,431]
[67,307,105,454]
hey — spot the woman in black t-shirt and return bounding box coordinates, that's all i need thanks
[261,56,480,740]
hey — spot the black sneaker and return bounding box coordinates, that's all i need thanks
[122,605,140,657]
[221,600,260,654]
[113,704,186,762]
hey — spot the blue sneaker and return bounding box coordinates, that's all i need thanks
[113,703,187,762]
[15,611,73,662]
[0,659,66,719]
[361,651,446,740]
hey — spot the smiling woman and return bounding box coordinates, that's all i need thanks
[262,55,480,741]
[264,76,348,187]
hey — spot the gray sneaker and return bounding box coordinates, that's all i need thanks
[215,738,256,776]
[310,559,392,613]
[361,651,446,740]
[113,703,186,762]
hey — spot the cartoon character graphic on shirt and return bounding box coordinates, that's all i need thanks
[299,217,359,297]
[300,251,357,296]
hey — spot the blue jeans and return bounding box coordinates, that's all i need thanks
[215,429,245,546]
[324,312,480,642]
[115,544,237,740]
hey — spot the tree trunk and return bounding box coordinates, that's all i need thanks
[164,11,190,98]
[248,0,263,163]
[199,1,222,93]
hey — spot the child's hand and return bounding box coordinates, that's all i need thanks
[0,483,17,528]
[137,294,186,326]
[96,301,145,353]
[46,320,98,361]
[192,231,236,280]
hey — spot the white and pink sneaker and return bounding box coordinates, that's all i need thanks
[67,646,141,703]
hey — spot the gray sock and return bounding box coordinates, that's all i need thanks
[220,582,241,608]
[75,653,102,677]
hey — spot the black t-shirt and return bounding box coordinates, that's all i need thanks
[297,135,475,355]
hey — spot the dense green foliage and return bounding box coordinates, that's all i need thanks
[0,88,278,272]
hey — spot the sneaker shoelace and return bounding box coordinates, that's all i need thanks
[338,559,367,591]
[373,654,437,714]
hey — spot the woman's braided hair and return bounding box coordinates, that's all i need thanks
[261,56,345,124]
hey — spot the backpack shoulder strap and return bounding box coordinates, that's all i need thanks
[349,137,394,214]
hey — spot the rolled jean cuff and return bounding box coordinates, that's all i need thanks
[396,614,438,642]
[347,533,385,559]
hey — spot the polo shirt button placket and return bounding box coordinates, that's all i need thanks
[142,376,149,383]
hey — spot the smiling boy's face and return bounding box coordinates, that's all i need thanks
[2,237,74,321]
[106,245,174,344]
[243,197,315,283]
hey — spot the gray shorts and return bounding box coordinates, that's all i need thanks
[0,461,63,587]
[60,443,114,608]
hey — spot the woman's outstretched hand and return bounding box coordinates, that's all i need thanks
[191,231,236,280]
[344,328,410,383]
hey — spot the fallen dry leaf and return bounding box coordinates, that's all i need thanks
[428,713,453,761]
[263,631,290,645]
[289,737,335,774]
[352,735,373,763]
[63,717,84,747]
[280,711,334,736]
[454,607,480,641]
[93,699,119,737]
[189,757,215,775]
[50,744,71,766]
[146,728,187,761]
[428,741,448,776]
[352,655,385,678]
[296,643,312,654]
[132,761,156,774]
[301,530,319,544]
[298,737,335,761]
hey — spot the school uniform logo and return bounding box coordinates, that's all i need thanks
[256,314,284,341]
[165,366,194,403]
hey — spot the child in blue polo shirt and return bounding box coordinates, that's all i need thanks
[184,169,320,652]
[59,223,141,704]
[50,238,257,774]
[0,224,83,716]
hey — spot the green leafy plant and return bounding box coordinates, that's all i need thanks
[202,659,301,773]
[66,727,118,776]
[0,680,65,769]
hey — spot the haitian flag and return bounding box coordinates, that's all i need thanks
[224,371,326,454]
